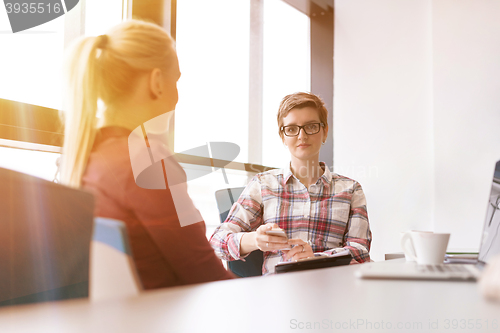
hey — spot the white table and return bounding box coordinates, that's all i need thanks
[0,260,498,333]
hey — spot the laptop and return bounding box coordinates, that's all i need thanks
[0,168,94,306]
[356,159,500,281]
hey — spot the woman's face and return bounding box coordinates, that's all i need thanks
[281,106,327,163]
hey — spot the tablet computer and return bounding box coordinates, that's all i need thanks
[275,253,352,274]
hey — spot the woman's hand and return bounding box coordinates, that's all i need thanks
[283,238,314,261]
[254,223,289,252]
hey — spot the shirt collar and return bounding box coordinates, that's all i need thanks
[319,162,333,186]
[284,162,333,188]
[284,164,294,184]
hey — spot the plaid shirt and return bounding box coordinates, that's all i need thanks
[210,163,372,275]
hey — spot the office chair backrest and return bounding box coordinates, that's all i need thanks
[215,187,246,222]
[90,217,142,301]
[215,187,263,277]
[0,168,94,307]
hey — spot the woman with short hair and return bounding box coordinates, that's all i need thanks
[210,92,372,275]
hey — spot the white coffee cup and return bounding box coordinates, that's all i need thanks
[399,230,426,261]
[401,231,450,265]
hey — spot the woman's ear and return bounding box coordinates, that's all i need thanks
[149,68,163,100]
[322,125,329,143]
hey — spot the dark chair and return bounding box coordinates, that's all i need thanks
[215,187,263,277]
[0,168,94,307]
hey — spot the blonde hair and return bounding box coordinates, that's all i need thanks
[59,20,176,188]
[277,92,328,141]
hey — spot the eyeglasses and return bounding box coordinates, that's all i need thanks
[280,123,324,137]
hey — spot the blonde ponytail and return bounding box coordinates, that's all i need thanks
[59,35,102,188]
[59,20,176,188]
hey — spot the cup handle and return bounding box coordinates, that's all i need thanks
[401,232,418,261]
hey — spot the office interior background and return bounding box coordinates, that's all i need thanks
[1,0,500,262]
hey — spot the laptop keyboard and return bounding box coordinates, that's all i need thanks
[418,264,469,273]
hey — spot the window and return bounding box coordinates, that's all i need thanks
[0,10,65,109]
[0,0,125,177]
[183,166,254,238]
[175,0,310,168]
[0,0,124,109]
[0,145,59,181]
[84,0,123,37]
[175,0,250,164]
[262,0,310,168]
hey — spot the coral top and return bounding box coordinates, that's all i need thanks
[82,127,233,289]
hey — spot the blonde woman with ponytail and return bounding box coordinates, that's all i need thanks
[60,20,233,289]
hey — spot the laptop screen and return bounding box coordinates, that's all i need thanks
[478,160,500,264]
[0,168,94,306]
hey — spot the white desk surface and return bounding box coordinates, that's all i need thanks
[0,259,499,333]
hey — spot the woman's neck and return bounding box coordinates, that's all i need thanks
[99,100,157,132]
[290,158,324,188]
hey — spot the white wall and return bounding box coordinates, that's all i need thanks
[334,0,500,261]
[432,0,500,248]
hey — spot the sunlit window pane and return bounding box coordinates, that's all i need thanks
[0,0,123,111]
[0,7,65,109]
[0,147,59,181]
[0,1,123,180]
[182,165,255,238]
[175,0,250,164]
[84,0,123,37]
[262,1,310,168]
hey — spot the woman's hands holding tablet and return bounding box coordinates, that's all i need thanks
[282,238,314,261]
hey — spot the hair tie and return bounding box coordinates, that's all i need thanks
[97,34,109,49]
